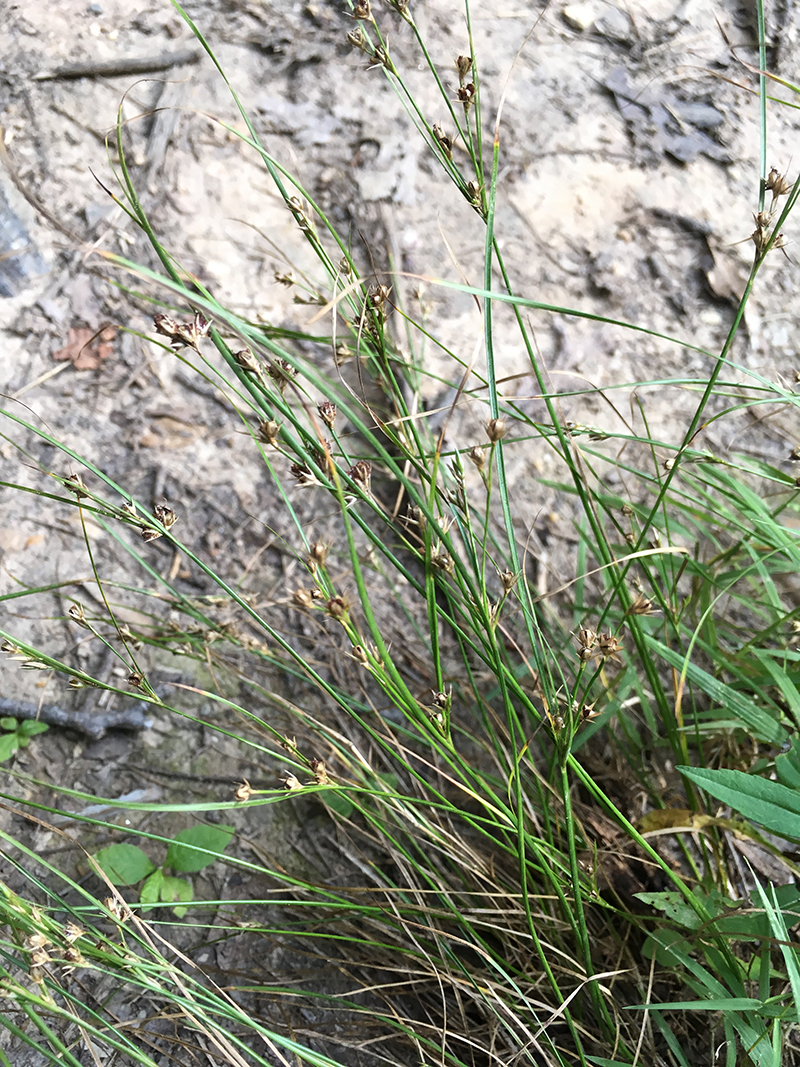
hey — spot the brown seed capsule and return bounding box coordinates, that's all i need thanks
[234,779,254,801]
[767,167,793,198]
[465,180,482,205]
[456,54,472,79]
[68,604,89,628]
[274,272,294,287]
[267,358,297,394]
[499,569,518,595]
[457,82,475,110]
[595,631,623,659]
[468,445,485,470]
[64,472,88,499]
[258,420,281,447]
[283,773,303,791]
[62,945,84,967]
[308,541,329,566]
[63,922,84,944]
[326,596,348,620]
[350,0,373,20]
[431,690,449,709]
[432,124,454,160]
[352,645,369,664]
[153,504,178,531]
[292,588,315,610]
[153,313,180,339]
[485,418,507,442]
[347,25,369,51]
[127,671,143,688]
[233,348,261,374]
[318,401,337,428]
[626,594,656,617]
[310,757,329,785]
[290,463,318,488]
[430,549,455,575]
[334,342,352,366]
[347,460,372,494]
[621,504,633,516]
[24,933,50,951]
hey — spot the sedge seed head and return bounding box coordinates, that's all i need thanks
[485,418,507,443]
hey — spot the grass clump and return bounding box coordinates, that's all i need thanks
[2,1,800,1065]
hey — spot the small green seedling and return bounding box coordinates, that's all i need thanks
[0,717,49,762]
[94,824,234,917]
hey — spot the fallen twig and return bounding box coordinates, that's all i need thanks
[33,49,200,82]
[0,696,153,739]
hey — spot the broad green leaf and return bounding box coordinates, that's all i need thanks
[776,740,800,789]
[647,637,786,745]
[324,791,354,818]
[0,718,17,732]
[0,734,19,762]
[636,891,704,931]
[160,875,193,917]
[140,869,164,910]
[94,843,156,886]
[633,998,763,1012]
[165,824,233,873]
[19,720,48,738]
[678,767,800,839]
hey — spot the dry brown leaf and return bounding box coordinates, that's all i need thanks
[139,415,206,449]
[53,324,116,370]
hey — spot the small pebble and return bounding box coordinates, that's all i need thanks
[561,2,596,31]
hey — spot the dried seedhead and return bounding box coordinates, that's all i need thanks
[318,401,337,428]
[234,779,254,802]
[64,473,88,499]
[326,595,350,621]
[595,631,623,660]
[274,271,294,287]
[467,444,486,470]
[626,594,657,618]
[498,569,519,595]
[766,166,793,201]
[234,348,261,375]
[485,417,507,443]
[457,82,476,110]
[455,54,472,79]
[308,541,330,569]
[141,503,178,543]
[369,283,392,314]
[334,342,353,366]
[576,626,596,663]
[292,587,316,610]
[267,358,298,394]
[430,548,455,575]
[290,463,319,489]
[63,922,85,944]
[346,460,372,495]
[465,180,482,208]
[349,0,374,21]
[368,43,395,73]
[258,419,281,447]
[68,603,89,628]
[310,757,329,784]
[283,772,303,791]
[347,25,371,52]
[153,311,210,353]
